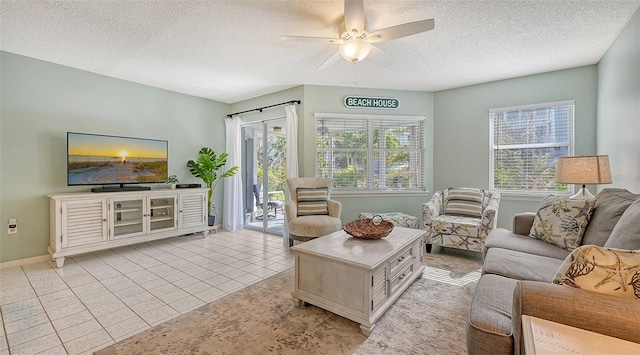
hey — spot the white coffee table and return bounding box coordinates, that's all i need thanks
[290,227,425,336]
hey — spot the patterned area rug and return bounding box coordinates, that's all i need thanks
[96,251,482,355]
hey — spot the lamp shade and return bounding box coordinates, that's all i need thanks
[338,38,372,63]
[555,155,612,184]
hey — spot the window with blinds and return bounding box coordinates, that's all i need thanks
[489,101,574,195]
[316,113,425,192]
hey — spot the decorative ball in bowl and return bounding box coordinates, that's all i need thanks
[343,215,394,240]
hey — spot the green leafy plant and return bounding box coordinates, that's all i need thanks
[187,147,239,208]
[166,175,179,183]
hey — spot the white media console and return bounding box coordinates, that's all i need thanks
[48,188,209,267]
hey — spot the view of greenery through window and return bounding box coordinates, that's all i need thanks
[316,115,424,191]
[490,101,574,194]
[255,130,286,195]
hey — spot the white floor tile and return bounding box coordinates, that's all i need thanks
[0,229,289,355]
[138,305,178,325]
[45,302,88,320]
[156,289,190,304]
[6,322,55,347]
[95,307,137,328]
[4,313,50,335]
[56,318,103,343]
[104,316,149,340]
[235,273,261,286]
[7,333,61,355]
[0,286,36,306]
[64,329,112,355]
[129,297,164,314]
[51,310,95,331]
[169,295,206,314]
[203,274,231,287]
[35,344,67,355]
[216,279,245,293]
[193,286,226,303]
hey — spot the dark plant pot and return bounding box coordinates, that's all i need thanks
[208,216,216,226]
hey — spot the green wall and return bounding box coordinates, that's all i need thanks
[433,65,599,229]
[597,8,640,193]
[302,85,434,224]
[233,85,434,224]
[0,51,228,263]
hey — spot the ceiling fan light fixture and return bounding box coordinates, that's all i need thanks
[338,38,371,63]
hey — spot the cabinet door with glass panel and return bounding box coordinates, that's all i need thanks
[148,194,177,232]
[110,196,146,239]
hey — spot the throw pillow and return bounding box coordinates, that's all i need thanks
[553,245,640,300]
[528,195,596,250]
[297,187,329,216]
[445,188,483,218]
[604,199,640,250]
[582,188,640,246]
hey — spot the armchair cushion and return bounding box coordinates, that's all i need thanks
[528,195,596,250]
[553,245,640,300]
[296,187,329,216]
[432,215,480,238]
[445,187,484,218]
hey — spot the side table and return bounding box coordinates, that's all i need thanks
[522,315,640,354]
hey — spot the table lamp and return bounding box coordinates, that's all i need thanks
[555,155,612,199]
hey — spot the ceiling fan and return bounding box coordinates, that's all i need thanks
[281,0,435,70]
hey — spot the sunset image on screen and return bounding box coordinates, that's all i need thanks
[67,133,168,185]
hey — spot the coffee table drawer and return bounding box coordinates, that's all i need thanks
[389,242,419,277]
[389,262,416,295]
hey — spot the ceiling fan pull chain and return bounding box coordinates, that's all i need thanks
[353,62,359,95]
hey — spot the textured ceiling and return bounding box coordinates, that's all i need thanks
[1,1,638,104]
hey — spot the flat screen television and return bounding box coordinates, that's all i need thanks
[67,132,168,192]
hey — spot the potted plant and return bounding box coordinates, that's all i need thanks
[166,175,179,189]
[187,147,238,226]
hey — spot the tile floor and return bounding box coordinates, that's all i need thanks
[0,229,293,355]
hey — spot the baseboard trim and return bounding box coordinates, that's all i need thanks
[0,254,51,270]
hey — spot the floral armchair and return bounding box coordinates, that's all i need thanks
[422,187,501,253]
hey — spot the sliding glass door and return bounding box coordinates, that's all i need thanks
[242,119,286,234]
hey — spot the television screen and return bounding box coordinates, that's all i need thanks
[67,132,168,186]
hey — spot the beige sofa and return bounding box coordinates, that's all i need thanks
[466,188,640,355]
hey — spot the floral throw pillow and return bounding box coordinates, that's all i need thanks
[553,245,640,300]
[528,195,596,250]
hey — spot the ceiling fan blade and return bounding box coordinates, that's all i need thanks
[281,35,343,44]
[344,0,365,34]
[368,19,435,42]
[367,46,395,67]
[317,52,342,71]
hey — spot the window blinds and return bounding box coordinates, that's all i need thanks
[489,101,574,194]
[316,114,425,191]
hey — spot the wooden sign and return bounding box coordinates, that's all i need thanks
[344,96,399,109]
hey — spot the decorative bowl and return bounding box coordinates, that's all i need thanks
[343,215,394,240]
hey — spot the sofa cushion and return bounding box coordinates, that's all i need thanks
[529,195,596,250]
[296,187,329,216]
[432,215,480,238]
[553,245,640,300]
[604,199,640,249]
[445,187,483,218]
[484,228,572,260]
[582,188,640,246]
[483,248,564,282]
[466,274,517,355]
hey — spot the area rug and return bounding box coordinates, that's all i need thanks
[96,251,482,355]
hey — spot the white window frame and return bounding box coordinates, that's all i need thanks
[315,112,426,193]
[489,100,575,196]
